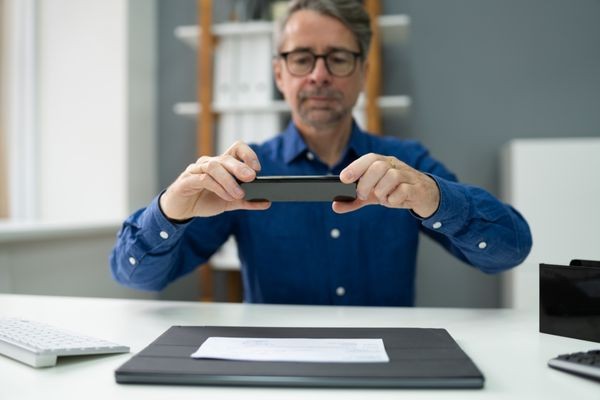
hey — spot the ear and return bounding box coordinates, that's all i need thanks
[273,58,285,94]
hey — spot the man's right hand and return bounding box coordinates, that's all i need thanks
[159,141,270,221]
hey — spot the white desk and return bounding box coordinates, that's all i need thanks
[0,294,597,399]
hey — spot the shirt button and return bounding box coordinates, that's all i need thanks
[432,221,442,229]
[336,286,346,296]
[128,257,137,266]
[159,231,169,240]
[330,228,341,239]
[306,152,315,161]
[478,241,487,249]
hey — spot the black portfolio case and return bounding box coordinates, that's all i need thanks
[115,326,484,388]
[540,260,600,343]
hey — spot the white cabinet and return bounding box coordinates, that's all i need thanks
[500,138,600,311]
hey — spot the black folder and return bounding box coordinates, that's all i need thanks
[115,326,484,388]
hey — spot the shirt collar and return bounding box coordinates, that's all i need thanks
[281,120,371,164]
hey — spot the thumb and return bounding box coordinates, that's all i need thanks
[332,199,368,214]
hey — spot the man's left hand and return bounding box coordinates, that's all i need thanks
[333,153,440,218]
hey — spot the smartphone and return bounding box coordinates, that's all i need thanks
[240,176,357,202]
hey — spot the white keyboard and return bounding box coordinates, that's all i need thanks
[0,318,129,367]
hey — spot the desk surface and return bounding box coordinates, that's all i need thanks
[0,294,597,399]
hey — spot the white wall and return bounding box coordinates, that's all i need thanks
[501,138,600,311]
[127,0,158,212]
[37,0,127,222]
[36,0,157,222]
[0,0,159,299]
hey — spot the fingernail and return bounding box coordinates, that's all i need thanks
[342,170,354,181]
[251,160,260,170]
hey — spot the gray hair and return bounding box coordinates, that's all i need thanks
[274,0,372,59]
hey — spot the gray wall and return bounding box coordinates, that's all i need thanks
[157,0,600,306]
[383,0,600,307]
[0,231,156,300]
[157,0,198,189]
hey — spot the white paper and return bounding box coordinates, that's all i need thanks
[191,337,389,363]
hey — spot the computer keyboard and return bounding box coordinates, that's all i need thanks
[548,349,600,381]
[0,318,129,368]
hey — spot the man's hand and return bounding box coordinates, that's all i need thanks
[159,141,270,221]
[333,153,440,218]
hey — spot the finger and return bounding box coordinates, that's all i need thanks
[339,153,381,183]
[183,173,235,202]
[225,200,271,212]
[331,198,373,214]
[387,183,412,208]
[372,168,413,204]
[218,154,258,183]
[184,157,209,175]
[226,141,262,171]
[202,159,245,199]
[355,159,390,200]
[186,153,256,183]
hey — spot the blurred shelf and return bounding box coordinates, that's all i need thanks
[174,14,410,48]
[378,14,410,44]
[357,94,411,112]
[173,99,289,116]
[173,95,411,117]
[175,21,273,48]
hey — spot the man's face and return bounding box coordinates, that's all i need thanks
[274,10,367,129]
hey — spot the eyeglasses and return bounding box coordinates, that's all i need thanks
[278,49,362,77]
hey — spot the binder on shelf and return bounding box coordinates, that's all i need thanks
[237,33,273,106]
[213,35,239,109]
[215,113,239,155]
[217,112,281,155]
[258,112,282,143]
[240,112,281,146]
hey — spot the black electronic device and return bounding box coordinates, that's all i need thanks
[240,176,356,202]
[539,260,600,343]
[541,260,600,382]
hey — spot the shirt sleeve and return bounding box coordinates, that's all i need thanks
[109,194,234,291]
[408,141,532,273]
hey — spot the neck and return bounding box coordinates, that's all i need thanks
[294,117,353,167]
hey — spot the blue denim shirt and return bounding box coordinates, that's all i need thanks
[110,121,531,306]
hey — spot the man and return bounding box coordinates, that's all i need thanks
[110,0,531,306]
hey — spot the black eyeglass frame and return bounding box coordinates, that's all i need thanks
[277,49,363,77]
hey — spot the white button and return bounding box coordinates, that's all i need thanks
[432,221,442,229]
[478,241,487,249]
[336,286,346,296]
[128,257,137,266]
[306,152,315,160]
[159,231,169,240]
[330,228,341,239]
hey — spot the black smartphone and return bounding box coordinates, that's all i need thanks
[240,176,357,202]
